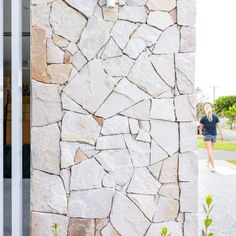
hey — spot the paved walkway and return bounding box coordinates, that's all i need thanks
[198,160,236,235]
[198,148,236,160]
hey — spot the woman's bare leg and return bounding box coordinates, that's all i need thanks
[204,141,214,167]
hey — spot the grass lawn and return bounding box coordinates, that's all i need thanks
[227,160,236,165]
[197,139,236,151]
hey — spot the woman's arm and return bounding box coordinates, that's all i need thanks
[217,123,224,142]
[199,124,203,135]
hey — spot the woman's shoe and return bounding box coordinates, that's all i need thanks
[209,166,216,172]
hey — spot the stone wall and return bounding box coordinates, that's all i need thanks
[31,0,197,235]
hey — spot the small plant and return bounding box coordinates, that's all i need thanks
[202,194,214,236]
[161,227,171,236]
[52,223,60,236]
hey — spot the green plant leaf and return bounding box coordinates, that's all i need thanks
[204,218,212,228]
[208,233,214,236]
[162,227,167,234]
[202,230,206,236]
[206,195,213,206]
[208,205,214,214]
[202,204,208,214]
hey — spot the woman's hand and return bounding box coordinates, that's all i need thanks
[221,136,224,142]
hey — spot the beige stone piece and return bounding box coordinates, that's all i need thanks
[31,212,69,236]
[31,170,67,214]
[159,154,178,183]
[170,8,177,23]
[66,42,78,55]
[52,33,69,48]
[78,16,113,60]
[47,39,64,64]
[147,11,174,31]
[102,5,118,22]
[68,188,115,218]
[111,20,137,49]
[64,52,73,64]
[180,26,196,52]
[146,0,176,11]
[119,6,147,23]
[148,162,162,180]
[68,219,95,236]
[93,116,104,127]
[61,112,101,145]
[74,149,88,164]
[32,124,60,175]
[32,27,47,83]
[159,183,180,200]
[47,64,72,84]
[153,196,179,222]
[101,223,120,236]
[96,219,109,231]
[50,0,87,42]
[32,4,50,28]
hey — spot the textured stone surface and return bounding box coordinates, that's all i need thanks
[32,124,60,175]
[159,183,180,200]
[47,39,64,64]
[32,80,62,126]
[72,50,87,71]
[47,64,72,84]
[124,38,146,59]
[119,6,147,23]
[102,5,118,22]
[129,118,139,134]
[68,219,95,236]
[146,222,182,236]
[111,193,150,236]
[61,112,101,144]
[184,213,198,236]
[101,223,119,236]
[31,170,67,214]
[32,4,50,28]
[177,0,196,26]
[147,0,176,11]
[180,26,196,52]
[31,212,69,236]
[150,140,168,164]
[50,0,87,42]
[68,189,114,218]
[101,38,123,58]
[96,134,126,150]
[95,149,133,186]
[78,17,112,60]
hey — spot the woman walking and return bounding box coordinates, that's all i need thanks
[199,104,224,172]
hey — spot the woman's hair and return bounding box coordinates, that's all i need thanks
[204,104,213,121]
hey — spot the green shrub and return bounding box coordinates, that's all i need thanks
[202,195,214,236]
[161,227,171,236]
[52,223,60,236]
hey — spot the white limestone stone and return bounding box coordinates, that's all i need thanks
[61,92,88,114]
[153,196,179,222]
[65,0,98,17]
[119,6,147,23]
[128,52,170,97]
[32,4,50,28]
[102,5,119,22]
[61,112,101,145]
[132,24,162,47]
[136,129,151,143]
[147,11,173,31]
[68,66,78,82]
[60,141,79,168]
[128,194,158,220]
[110,193,150,236]
[121,100,150,120]
[94,5,103,18]
[153,25,179,54]
[70,158,105,190]
[176,53,195,94]
[150,98,175,121]
[52,33,69,48]
[68,188,115,218]
[95,78,150,118]
[101,223,120,236]
[150,120,179,156]
[175,95,195,121]
[47,64,72,84]
[96,134,126,150]
[119,0,126,5]
[180,182,198,212]
[147,0,176,11]
[146,222,182,236]
[159,183,180,200]
[124,134,150,167]
[124,38,146,59]
[60,168,70,193]
[101,116,129,135]
[101,38,123,58]
[127,168,161,194]
[179,151,198,182]
[150,54,175,88]
[63,59,117,113]
[129,118,139,135]
[78,17,113,60]
[180,122,197,153]
[72,50,87,71]
[31,212,69,236]
[148,162,162,180]
[31,170,67,214]
[50,0,87,42]
[32,124,60,175]
[184,213,198,236]
[177,0,196,26]
[47,39,64,64]
[159,154,178,183]
[102,55,134,76]
[111,20,137,49]
[126,0,147,6]
[150,139,168,164]
[180,26,196,52]
[102,174,117,188]
[32,80,62,127]
[32,0,55,4]
[95,149,133,186]
[66,42,78,55]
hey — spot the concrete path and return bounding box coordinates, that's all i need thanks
[198,148,236,160]
[198,160,236,235]
[223,129,236,142]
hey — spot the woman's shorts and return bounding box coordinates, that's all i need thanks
[203,135,217,142]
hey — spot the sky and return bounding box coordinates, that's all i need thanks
[196,0,236,102]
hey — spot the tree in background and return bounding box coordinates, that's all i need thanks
[213,96,236,129]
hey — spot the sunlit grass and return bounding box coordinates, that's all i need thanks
[227,160,236,165]
[197,139,236,151]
